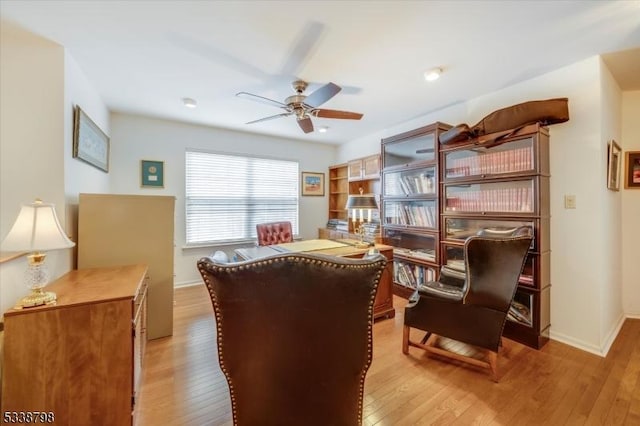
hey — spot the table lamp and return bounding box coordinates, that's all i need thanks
[1,199,75,308]
[345,188,378,248]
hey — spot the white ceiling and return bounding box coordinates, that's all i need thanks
[2,1,639,145]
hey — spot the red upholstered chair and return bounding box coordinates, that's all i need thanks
[256,221,293,246]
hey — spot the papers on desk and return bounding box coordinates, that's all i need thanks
[273,239,349,253]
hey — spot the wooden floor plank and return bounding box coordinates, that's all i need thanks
[136,285,640,425]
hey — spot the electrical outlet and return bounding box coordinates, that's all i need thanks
[564,195,576,209]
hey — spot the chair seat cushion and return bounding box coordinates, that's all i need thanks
[418,280,464,302]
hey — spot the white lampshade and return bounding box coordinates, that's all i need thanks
[1,200,75,252]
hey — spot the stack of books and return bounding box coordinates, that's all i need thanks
[327,219,348,232]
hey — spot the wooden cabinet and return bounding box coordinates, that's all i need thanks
[440,123,550,349]
[348,154,380,181]
[78,193,175,340]
[380,122,451,298]
[1,264,148,425]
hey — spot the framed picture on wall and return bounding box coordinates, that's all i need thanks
[73,106,110,172]
[607,140,621,191]
[141,160,164,188]
[625,151,640,189]
[301,172,325,196]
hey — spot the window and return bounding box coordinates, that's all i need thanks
[185,150,299,245]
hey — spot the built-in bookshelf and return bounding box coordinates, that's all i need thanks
[323,154,381,239]
[380,122,451,298]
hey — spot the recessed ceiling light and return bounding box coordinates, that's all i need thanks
[424,67,442,82]
[318,126,329,133]
[182,97,197,108]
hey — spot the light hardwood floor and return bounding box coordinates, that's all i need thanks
[136,285,640,425]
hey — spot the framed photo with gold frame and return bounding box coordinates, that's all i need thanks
[625,151,640,189]
[301,171,325,196]
[141,160,164,188]
[607,140,621,191]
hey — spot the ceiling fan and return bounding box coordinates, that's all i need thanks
[236,80,363,134]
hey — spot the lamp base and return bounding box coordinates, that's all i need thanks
[354,241,372,249]
[16,289,57,309]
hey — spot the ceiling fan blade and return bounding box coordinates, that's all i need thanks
[236,92,289,109]
[303,82,342,108]
[246,113,292,125]
[312,109,363,120]
[280,21,325,77]
[297,116,314,133]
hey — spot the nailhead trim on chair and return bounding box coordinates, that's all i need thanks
[198,254,385,425]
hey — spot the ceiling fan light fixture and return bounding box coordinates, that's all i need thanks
[182,97,197,108]
[424,67,442,82]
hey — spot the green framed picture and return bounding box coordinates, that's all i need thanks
[141,160,164,188]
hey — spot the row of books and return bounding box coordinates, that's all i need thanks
[386,172,435,196]
[445,187,533,213]
[394,261,436,288]
[394,247,436,262]
[385,203,437,227]
[445,147,533,178]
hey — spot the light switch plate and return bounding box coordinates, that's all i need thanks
[564,195,576,209]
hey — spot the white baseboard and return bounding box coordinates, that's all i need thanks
[549,331,605,357]
[550,312,627,357]
[175,280,203,288]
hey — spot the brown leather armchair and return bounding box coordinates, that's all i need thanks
[197,252,387,425]
[255,221,293,246]
[402,235,532,381]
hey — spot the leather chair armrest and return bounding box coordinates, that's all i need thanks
[417,281,464,302]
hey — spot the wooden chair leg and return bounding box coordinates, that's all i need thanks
[488,350,499,382]
[402,325,410,354]
[420,332,431,344]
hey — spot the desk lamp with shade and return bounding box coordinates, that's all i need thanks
[345,188,378,248]
[1,199,75,308]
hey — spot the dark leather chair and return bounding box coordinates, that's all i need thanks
[197,252,387,425]
[255,221,293,246]
[402,235,532,381]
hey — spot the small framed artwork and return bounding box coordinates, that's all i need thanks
[73,106,110,172]
[301,171,325,196]
[607,140,621,191]
[625,151,640,189]
[141,160,164,188]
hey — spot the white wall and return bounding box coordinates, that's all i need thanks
[599,58,624,351]
[108,113,337,285]
[338,56,628,355]
[621,91,640,317]
[0,22,69,313]
[64,51,111,258]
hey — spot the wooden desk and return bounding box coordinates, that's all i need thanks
[1,264,148,426]
[235,239,395,320]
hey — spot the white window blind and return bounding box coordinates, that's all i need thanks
[185,150,299,245]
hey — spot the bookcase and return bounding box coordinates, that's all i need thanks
[328,163,349,225]
[380,122,451,298]
[325,154,381,237]
[439,123,551,348]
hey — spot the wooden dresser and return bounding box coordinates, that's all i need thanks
[1,264,148,425]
